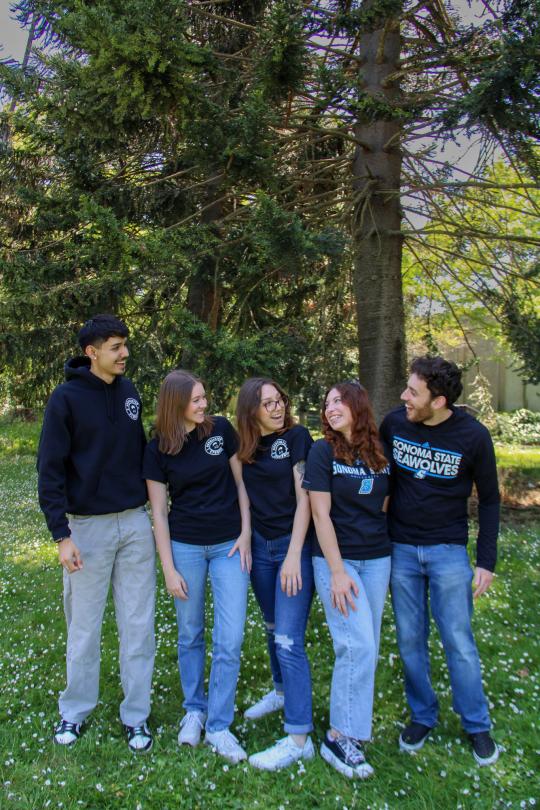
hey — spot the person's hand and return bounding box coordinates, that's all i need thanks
[228,531,252,573]
[164,568,189,600]
[330,569,359,616]
[58,538,83,573]
[280,550,302,596]
[473,566,494,598]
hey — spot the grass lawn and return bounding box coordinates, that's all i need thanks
[0,420,538,809]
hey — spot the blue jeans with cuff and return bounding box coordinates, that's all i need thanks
[313,553,391,741]
[250,529,314,734]
[390,541,491,733]
[171,538,249,733]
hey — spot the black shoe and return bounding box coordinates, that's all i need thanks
[124,722,153,753]
[469,731,499,766]
[53,719,81,746]
[320,733,374,779]
[399,722,432,751]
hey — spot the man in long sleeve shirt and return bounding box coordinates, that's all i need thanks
[380,356,500,767]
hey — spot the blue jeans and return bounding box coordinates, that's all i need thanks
[313,554,391,741]
[171,539,249,733]
[250,530,314,733]
[391,542,491,733]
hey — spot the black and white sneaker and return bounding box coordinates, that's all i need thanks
[469,731,499,766]
[320,733,374,779]
[399,722,432,751]
[124,722,153,753]
[53,719,81,746]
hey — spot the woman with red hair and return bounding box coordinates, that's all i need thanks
[303,380,391,780]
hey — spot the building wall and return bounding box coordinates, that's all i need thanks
[445,338,540,413]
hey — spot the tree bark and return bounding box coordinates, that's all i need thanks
[352,10,406,422]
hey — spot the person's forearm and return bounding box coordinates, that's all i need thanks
[312,512,344,573]
[288,495,311,553]
[237,480,251,536]
[152,513,176,575]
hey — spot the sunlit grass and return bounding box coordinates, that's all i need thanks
[0,427,538,808]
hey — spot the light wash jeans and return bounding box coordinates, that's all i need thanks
[60,507,156,726]
[171,539,249,733]
[390,542,491,733]
[250,529,314,734]
[313,554,391,740]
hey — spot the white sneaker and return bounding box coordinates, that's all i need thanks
[249,735,315,771]
[178,711,206,747]
[205,729,247,764]
[244,689,285,720]
[53,719,81,746]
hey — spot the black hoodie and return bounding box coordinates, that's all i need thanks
[37,357,148,540]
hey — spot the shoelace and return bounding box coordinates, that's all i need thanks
[216,731,241,751]
[59,721,78,733]
[338,736,364,765]
[181,713,203,730]
[130,725,149,739]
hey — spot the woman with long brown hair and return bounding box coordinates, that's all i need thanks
[236,377,315,771]
[303,380,391,779]
[143,370,251,764]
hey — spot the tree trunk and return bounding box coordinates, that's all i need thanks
[352,10,406,422]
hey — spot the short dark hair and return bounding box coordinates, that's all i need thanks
[78,314,129,350]
[410,355,463,407]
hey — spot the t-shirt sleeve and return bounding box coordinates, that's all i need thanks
[473,424,500,571]
[220,417,239,458]
[302,440,333,492]
[142,439,167,484]
[289,425,314,467]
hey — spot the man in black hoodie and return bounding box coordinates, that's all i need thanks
[38,314,155,752]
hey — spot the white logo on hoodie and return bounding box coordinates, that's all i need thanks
[125,398,140,421]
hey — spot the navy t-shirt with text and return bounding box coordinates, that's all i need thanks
[379,405,500,571]
[303,438,391,561]
[143,415,241,544]
[242,424,313,539]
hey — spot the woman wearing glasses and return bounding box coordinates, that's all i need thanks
[236,377,315,771]
[143,370,251,764]
[302,380,391,779]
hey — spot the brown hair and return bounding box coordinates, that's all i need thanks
[236,377,294,463]
[155,370,213,455]
[322,381,388,470]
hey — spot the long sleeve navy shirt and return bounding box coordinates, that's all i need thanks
[379,406,500,571]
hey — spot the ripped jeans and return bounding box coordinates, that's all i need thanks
[250,529,314,734]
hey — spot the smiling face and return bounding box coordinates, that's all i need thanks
[324,387,354,440]
[86,335,129,384]
[184,382,208,432]
[257,383,286,436]
[401,372,440,423]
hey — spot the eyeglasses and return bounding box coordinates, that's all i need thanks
[261,396,288,413]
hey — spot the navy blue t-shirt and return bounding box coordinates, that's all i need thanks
[303,438,391,561]
[143,416,241,545]
[242,424,313,539]
[379,405,500,570]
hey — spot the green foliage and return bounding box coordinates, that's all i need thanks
[494,409,540,445]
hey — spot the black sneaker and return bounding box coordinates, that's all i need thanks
[399,722,432,751]
[124,722,153,753]
[469,731,499,766]
[320,733,374,779]
[53,719,81,746]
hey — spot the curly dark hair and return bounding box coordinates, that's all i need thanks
[410,356,463,407]
[321,381,388,471]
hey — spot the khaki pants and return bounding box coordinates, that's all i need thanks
[59,507,155,726]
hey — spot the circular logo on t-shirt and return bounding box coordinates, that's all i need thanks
[270,438,290,460]
[205,436,224,456]
[125,398,140,421]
